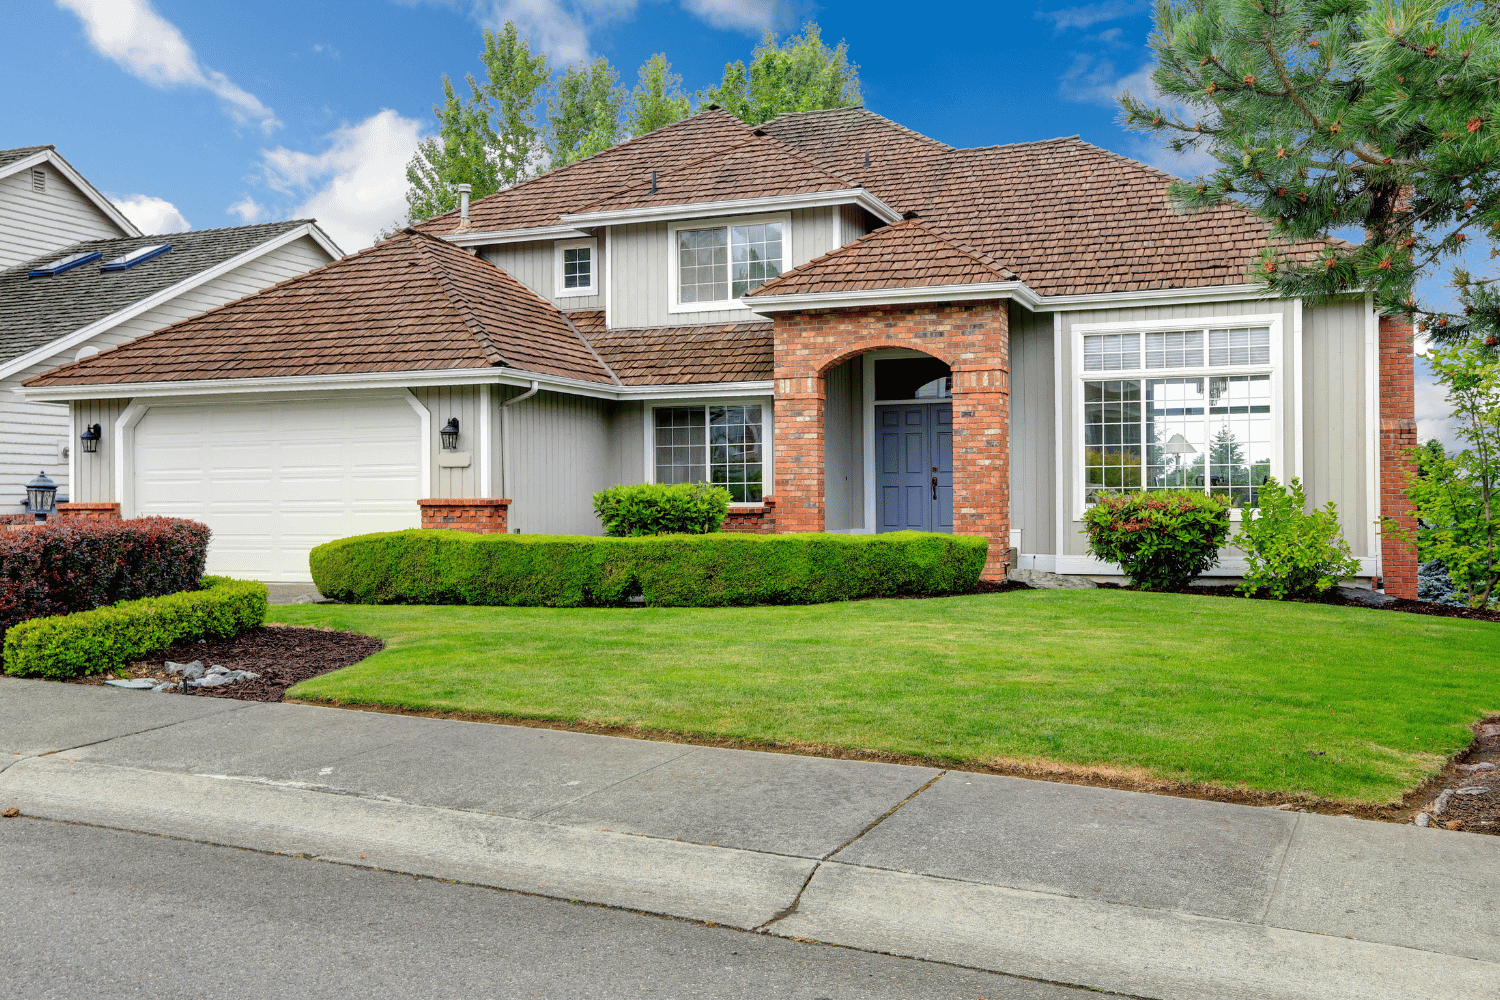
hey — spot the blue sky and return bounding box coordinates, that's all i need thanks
[3,0,1456,442]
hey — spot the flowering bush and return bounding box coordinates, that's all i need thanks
[1082,491,1231,590]
[0,517,210,648]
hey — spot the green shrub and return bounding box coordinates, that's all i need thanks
[1235,477,1362,599]
[1082,490,1232,591]
[593,483,732,536]
[310,530,988,607]
[2,576,268,680]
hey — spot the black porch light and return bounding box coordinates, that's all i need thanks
[25,471,57,523]
[80,423,102,454]
[440,417,460,451]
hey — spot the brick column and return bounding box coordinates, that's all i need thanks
[721,497,777,533]
[952,364,1011,581]
[772,377,826,533]
[56,502,121,520]
[1378,314,1418,598]
[418,498,510,534]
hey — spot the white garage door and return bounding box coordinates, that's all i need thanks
[133,395,422,581]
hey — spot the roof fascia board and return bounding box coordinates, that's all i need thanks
[0,223,336,382]
[1,149,143,238]
[1036,283,1276,310]
[444,224,593,248]
[748,280,1044,313]
[18,365,773,404]
[559,188,902,228]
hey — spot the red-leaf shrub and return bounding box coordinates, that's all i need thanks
[0,517,210,645]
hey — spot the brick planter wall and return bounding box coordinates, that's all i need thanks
[772,301,1011,580]
[721,497,776,533]
[1378,314,1418,598]
[57,502,121,520]
[418,498,510,534]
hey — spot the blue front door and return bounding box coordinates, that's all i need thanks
[876,403,953,533]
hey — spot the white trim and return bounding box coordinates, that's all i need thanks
[1068,313,1286,522]
[403,391,432,499]
[444,224,593,249]
[749,280,1042,314]
[114,401,149,518]
[861,353,876,533]
[560,188,902,228]
[668,213,791,315]
[1,149,143,238]
[1365,293,1382,569]
[66,402,76,504]
[553,237,598,297]
[1292,297,1305,481]
[479,385,492,496]
[1053,312,1066,564]
[0,222,341,382]
[1037,282,1277,310]
[644,397,774,505]
[602,227,613,328]
[1046,553,1380,578]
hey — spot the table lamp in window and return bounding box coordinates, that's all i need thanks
[1162,433,1197,489]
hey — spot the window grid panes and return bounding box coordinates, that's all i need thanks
[1208,327,1270,366]
[730,223,782,298]
[562,246,591,289]
[653,407,705,485]
[1083,333,1140,371]
[653,405,764,502]
[1145,331,1204,369]
[677,228,728,303]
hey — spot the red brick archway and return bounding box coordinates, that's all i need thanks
[771,301,1011,580]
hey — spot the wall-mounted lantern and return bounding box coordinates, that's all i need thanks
[25,471,57,523]
[80,423,102,454]
[440,418,460,451]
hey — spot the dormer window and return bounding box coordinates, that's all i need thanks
[554,238,596,297]
[669,214,786,312]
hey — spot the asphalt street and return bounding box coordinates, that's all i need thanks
[1,816,1104,1000]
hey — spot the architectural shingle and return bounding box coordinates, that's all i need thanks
[570,311,772,385]
[0,145,53,169]
[26,230,616,387]
[750,219,1016,296]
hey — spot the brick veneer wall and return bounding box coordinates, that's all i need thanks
[1378,314,1418,598]
[418,498,510,534]
[57,502,121,520]
[772,301,1011,580]
[721,497,776,533]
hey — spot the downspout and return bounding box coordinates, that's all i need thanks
[500,380,541,522]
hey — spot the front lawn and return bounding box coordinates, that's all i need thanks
[273,590,1500,803]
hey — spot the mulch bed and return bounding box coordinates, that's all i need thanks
[72,626,384,702]
[1094,581,1500,623]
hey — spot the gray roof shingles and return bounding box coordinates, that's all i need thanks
[0,221,309,366]
[0,145,53,169]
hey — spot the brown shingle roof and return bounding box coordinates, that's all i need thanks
[749,219,1016,296]
[26,230,615,387]
[570,311,772,385]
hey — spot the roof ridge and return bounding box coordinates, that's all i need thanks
[406,231,510,368]
[958,134,1082,153]
[760,106,956,152]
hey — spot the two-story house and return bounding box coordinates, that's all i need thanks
[17,108,1417,595]
[0,145,344,513]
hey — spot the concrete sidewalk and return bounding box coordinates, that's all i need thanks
[2,677,1496,999]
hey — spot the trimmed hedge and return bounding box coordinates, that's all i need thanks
[593,482,732,536]
[310,530,989,607]
[0,517,210,645]
[3,576,268,680]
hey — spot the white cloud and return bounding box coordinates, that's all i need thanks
[458,0,631,64]
[226,197,265,224]
[681,0,782,32]
[109,194,191,234]
[1036,0,1148,31]
[57,0,280,133]
[257,109,425,251]
[1057,54,1218,178]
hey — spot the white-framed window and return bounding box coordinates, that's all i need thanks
[1072,315,1283,514]
[667,214,789,313]
[646,400,772,503]
[554,237,597,296]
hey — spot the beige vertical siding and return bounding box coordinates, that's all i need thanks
[68,398,129,503]
[1009,307,1056,555]
[1303,295,1371,555]
[840,204,872,246]
[0,234,334,507]
[412,385,482,497]
[823,355,865,530]
[482,233,605,311]
[504,388,613,534]
[0,162,130,270]
[606,401,646,486]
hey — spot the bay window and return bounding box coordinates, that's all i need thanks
[653,403,766,502]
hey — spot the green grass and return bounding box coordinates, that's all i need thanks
[272,590,1500,803]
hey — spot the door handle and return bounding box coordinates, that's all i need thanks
[931,475,938,500]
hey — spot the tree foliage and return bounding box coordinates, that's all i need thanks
[549,58,626,169]
[698,23,862,126]
[1120,0,1500,346]
[627,54,692,137]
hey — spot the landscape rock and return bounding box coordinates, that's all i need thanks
[103,679,157,690]
[1415,813,1431,827]
[1433,790,1454,816]
[1453,786,1491,796]
[1333,585,1397,607]
[166,660,206,680]
[1458,762,1497,772]
[1009,569,1097,590]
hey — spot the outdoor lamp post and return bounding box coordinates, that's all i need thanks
[1162,433,1197,488]
[80,423,101,454]
[25,471,56,523]
[440,418,460,451]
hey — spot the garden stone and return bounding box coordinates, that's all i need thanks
[1415,813,1431,827]
[1433,790,1453,816]
[1008,569,1097,590]
[166,660,206,680]
[1458,762,1497,772]
[103,679,157,690]
[1454,786,1490,796]
[1333,585,1397,607]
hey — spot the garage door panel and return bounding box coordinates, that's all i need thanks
[134,395,422,582]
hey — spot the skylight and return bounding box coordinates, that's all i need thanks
[101,244,171,272]
[27,250,102,278]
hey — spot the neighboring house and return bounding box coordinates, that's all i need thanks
[18,108,1418,597]
[0,199,342,509]
[0,145,141,270]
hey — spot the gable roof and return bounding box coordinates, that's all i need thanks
[0,145,142,239]
[569,310,771,385]
[0,221,321,369]
[25,229,616,388]
[0,145,54,169]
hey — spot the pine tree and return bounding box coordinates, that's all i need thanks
[699,22,862,126]
[626,54,691,137]
[1119,0,1500,347]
